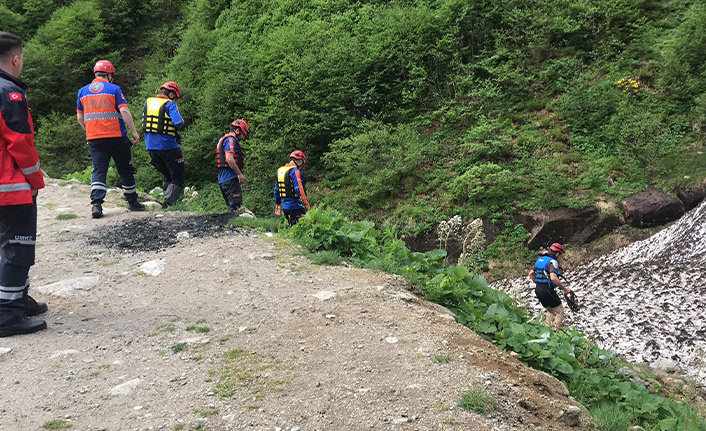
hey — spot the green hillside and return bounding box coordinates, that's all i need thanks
[5,0,706,232]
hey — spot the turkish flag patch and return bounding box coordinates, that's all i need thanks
[9,92,23,101]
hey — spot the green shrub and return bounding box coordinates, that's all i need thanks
[323,122,429,210]
[659,1,706,100]
[35,113,90,178]
[449,163,523,214]
[590,402,635,431]
[457,116,514,164]
[306,250,343,266]
[229,216,286,233]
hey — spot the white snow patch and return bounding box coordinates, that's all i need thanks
[492,200,706,385]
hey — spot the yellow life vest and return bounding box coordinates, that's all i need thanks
[142,97,177,137]
[277,165,297,199]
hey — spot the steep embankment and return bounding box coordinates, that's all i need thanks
[0,178,591,431]
[493,201,706,385]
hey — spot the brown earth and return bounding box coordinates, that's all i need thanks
[0,178,592,431]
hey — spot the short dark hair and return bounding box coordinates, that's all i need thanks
[0,32,23,61]
[95,71,111,78]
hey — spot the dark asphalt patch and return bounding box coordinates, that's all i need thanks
[87,213,246,252]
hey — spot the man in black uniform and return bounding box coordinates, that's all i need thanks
[0,32,48,337]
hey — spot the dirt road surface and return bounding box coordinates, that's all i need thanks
[0,179,589,431]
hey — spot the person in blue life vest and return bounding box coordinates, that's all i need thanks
[0,32,48,337]
[142,82,185,207]
[77,60,145,218]
[215,119,250,212]
[274,150,311,226]
[529,242,572,331]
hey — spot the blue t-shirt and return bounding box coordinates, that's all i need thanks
[144,99,184,150]
[217,136,240,184]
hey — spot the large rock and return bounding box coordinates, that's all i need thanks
[37,276,99,297]
[675,185,706,211]
[512,206,620,250]
[619,188,685,228]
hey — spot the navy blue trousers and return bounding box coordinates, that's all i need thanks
[219,179,242,211]
[0,199,36,326]
[88,137,139,204]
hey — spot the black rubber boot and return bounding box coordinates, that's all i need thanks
[26,295,48,316]
[92,203,103,218]
[163,184,183,207]
[127,201,146,211]
[0,318,47,337]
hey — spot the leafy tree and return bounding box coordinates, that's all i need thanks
[22,0,116,118]
[0,5,24,37]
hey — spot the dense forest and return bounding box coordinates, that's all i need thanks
[3,0,706,232]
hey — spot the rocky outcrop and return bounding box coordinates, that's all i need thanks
[512,206,620,250]
[619,188,685,228]
[676,185,706,211]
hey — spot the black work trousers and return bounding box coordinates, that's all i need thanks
[284,208,306,226]
[148,148,185,189]
[88,137,139,204]
[0,199,36,326]
[219,179,242,211]
[149,148,185,205]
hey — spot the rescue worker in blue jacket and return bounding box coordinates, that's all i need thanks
[274,150,311,226]
[215,119,250,212]
[142,82,185,207]
[529,242,572,331]
[0,32,48,337]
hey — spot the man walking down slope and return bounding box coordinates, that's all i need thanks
[529,243,572,331]
[274,150,311,226]
[0,31,48,337]
[77,60,145,218]
[216,119,250,212]
[142,81,185,207]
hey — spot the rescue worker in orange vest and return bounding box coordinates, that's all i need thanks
[142,82,185,207]
[0,32,48,337]
[77,60,145,218]
[274,150,311,226]
[215,119,250,212]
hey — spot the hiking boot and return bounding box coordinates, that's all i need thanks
[92,203,103,218]
[127,201,146,212]
[26,295,48,316]
[0,318,47,337]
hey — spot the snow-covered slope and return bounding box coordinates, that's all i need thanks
[492,201,706,383]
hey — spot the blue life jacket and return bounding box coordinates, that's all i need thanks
[534,255,561,286]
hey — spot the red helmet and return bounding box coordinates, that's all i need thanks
[549,243,565,254]
[230,119,250,136]
[160,81,181,99]
[290,150,306,163]
[93,60,115,74]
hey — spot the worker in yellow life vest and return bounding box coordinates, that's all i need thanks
[274,150,310,226]
[142,82,185,207]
